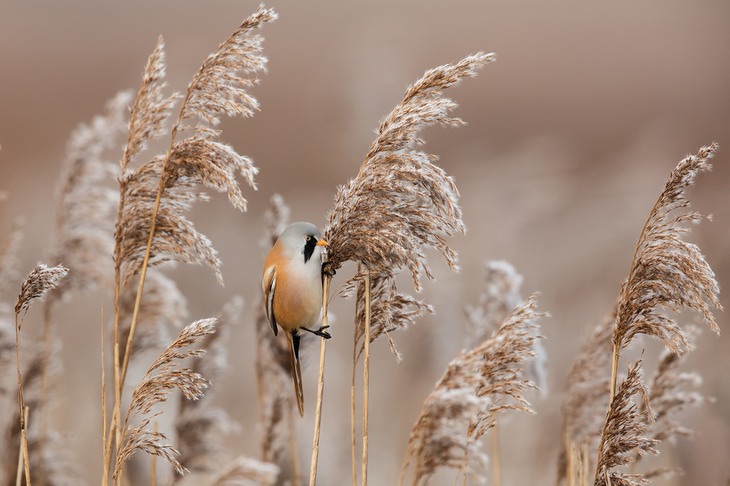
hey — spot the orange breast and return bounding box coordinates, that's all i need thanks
[263,243,322,333]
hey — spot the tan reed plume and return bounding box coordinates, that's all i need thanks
[13,264,68,485]
[317,51,494,485]
[594,362,657,486]
[113,318,216,480]
[174,297,242,477]
[594,143,722,485]
[400,293,545,485]
[107,7,276,480]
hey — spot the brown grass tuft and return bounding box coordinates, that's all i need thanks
[325,52,496,289]
[594,362,658,486]
[174,297,242,476]
[15,265,69,318]
[594,143,722,485]
[400,293,545,485]
[113,318,217,480]
[611,143,721,358]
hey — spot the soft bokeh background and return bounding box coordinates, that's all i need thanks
[1,1,729,484]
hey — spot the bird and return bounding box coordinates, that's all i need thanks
[262,221,331,416]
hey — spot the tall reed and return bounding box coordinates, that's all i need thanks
[593,144,721,485]
[319,51,495,485]
[400,292,544,485]
[104,5,276,483]
[13,264,68,485]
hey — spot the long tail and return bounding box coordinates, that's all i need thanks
[286,332,304,416]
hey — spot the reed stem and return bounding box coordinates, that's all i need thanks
[309,274,331,486]
[351,316,358,486]
[361,267,371,486]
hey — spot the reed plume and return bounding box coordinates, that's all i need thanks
[595,143,722,484]
[610,144,720,361]
[15,265,69,319]
[594,362,657,486]
[325,49,495,367]
[175,298,242,476]
[645,342,704,445]
[114,3,275,360]
[325,52,496,290]
[13,264,68,485]
[400,294,544,485]
[107,7,275,481]
[465,261,546,486]
[113,318,216,480]
[318,51,494,485]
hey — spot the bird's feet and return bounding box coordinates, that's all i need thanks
[301,325,331,339]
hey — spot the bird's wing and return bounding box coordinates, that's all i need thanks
[262,264,278,336]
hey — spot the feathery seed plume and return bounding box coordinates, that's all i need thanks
[325,52,495,356]
[15,264,69,318]
[401,294,544,484]
[114,318,217,478]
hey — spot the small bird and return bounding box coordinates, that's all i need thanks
[262,222,331,416]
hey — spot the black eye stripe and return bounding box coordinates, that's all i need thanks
[303,234,317,263]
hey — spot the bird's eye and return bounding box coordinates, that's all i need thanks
[305,236,312,241]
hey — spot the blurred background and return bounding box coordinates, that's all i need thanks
[1,1,729,484]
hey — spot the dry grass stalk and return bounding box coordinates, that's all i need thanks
[208,456,279,486]
[308,275,330,486]
[108,6,275,479]
[400,294,544,485]
[595,144,722,484]
[464,260,546,486]
[174,297,242,477]
[10,264,69,486]
[113,318,216,482]
[325,51,496,289]
[3,341,80,486]
[113,2,274,382]
[594,362,658,486]
[321,52,494,484]
[608,143,721,396]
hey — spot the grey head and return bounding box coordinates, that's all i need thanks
[277,222,328,265]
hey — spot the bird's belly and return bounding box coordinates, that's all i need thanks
[273,278,322,330]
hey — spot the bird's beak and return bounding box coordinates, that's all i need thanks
[316,239,329,247]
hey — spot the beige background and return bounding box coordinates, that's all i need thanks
[1,1,729,484]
